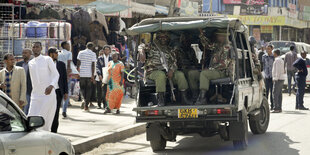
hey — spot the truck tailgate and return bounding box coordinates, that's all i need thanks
[133,105,238,123]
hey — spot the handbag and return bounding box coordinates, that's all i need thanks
[102,67,109,84]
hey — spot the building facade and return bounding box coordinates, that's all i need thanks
[201,0,310,45]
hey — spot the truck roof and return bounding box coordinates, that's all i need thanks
[125,17,245,35]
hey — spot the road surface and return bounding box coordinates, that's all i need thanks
[83,93,310,155]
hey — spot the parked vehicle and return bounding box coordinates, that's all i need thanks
[270,41,310,88]
[127,17,270,151]
[0,91,74,155]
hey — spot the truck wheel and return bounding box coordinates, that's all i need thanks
[249,97,270,134]
[233,110,248,150]
[150,136,166,152]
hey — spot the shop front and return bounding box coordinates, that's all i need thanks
[227,15,310,45]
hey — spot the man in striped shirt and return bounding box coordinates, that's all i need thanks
[77,42,97,111]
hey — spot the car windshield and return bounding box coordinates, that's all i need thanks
[0,96,26,132]
[271,42,292,55]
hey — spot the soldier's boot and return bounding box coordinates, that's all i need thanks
[192,89,199,103]
[157,92,165,107]
[195,90,208,105]
[180,90,192,105]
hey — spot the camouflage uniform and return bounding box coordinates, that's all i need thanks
[200,43,232,91]
[174,44,200,92]
[145,41,189,93]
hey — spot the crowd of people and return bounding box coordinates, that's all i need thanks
[0,41,126,132]
[259,44,309,113]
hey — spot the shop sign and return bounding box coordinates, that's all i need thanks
[28,0,59,3]
[179,0,199,17]
[285,17,309,29]
[288,3,297,18]
[246,0,264,5]
[302,6,310,21]
[228,15,286,26]
[223,0,241,4]
[253,28,261,42]
[261,26,273,33]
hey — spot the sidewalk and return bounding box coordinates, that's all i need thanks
[57,95,145,154]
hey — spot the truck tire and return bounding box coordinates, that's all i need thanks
[150,136,166,152]
[249,97,270,134]
[233,109,248,150]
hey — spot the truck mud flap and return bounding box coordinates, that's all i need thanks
[229,121,246,140]
[146,123,175,141]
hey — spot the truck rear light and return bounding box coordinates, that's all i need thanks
[144,110,159,116]
[215,108,231,114]
[307,65,310,68]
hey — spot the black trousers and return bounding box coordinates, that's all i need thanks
[96,81,108,108]
[51,89,63,133]
[296,75,306,108]
[80,77,93,108]
[265,77,274,109]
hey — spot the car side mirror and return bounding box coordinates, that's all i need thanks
[28,116,45,130]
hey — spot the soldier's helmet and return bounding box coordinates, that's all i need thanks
[248,36,257,46]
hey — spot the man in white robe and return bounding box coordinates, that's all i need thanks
[28,42,59,131]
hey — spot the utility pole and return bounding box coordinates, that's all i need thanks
[168,0,177,17]
[210,0,213,14]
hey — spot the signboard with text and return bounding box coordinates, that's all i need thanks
[253,28,261,42]
[261,26,273,33]
[228,15,286,25]
[223,0,241,4]
[28,0,59,3]
[246,0,264,5]
[227,15,309,29]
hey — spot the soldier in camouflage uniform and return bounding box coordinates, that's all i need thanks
[196,29,233,105]
[143,31,190,106]
[174,33,200,102]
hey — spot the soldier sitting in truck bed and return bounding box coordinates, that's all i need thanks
[173,32,200,103]
[194,29,233,105]
[140,31,191,106]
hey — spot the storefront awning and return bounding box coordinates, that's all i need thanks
[155,5,168,15]
[132,2,155,16]
[86,1,130,14]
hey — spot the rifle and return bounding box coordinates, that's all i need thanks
[153,41,176,102]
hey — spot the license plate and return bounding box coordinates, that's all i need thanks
[178,108,198,118]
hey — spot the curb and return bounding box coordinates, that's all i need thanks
[72,123,146,154]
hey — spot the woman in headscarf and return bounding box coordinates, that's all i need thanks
[104,51,125,114]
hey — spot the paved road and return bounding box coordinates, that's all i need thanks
[57,96,136,142]
[83,93,310,155]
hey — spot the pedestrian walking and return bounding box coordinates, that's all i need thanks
[58,41,72,117]
[0,53,27,109]
[28,42,59,131]
[104,52,125,114]
[77,42,97,112]
[262,44,275,110]
[16,48,33,115]
[284,45,298,96]
[96,46,112,109]
[48,47,68,133]
[272,49,285,113]
[293,50,309,110]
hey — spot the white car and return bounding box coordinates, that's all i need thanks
[0,91,74,155]
[280,54,310,89]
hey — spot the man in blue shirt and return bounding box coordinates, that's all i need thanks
[262,44,275,110]
[293,50,309,110]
